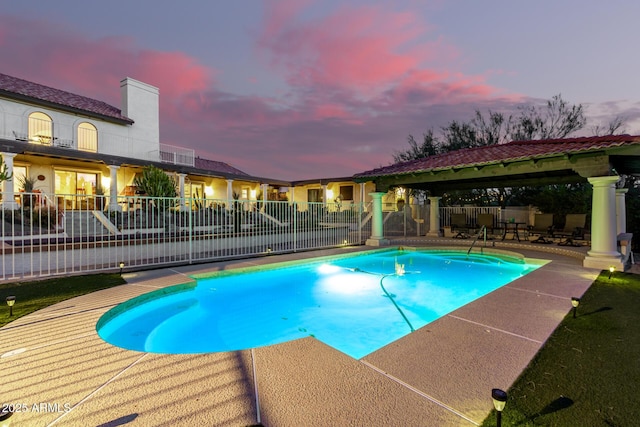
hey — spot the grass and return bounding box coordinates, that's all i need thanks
[481,271,640,426]
[0,274,126,328]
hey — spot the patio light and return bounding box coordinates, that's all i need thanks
[491,388,507,427]
[608,266,615,279]
[571,297,580,318]
[119,261,125,274]
[6,296,15,317]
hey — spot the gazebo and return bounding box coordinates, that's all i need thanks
[353,135,640,271]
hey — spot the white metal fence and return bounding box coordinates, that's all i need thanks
[1,194,536,280]
[0,193,372,280]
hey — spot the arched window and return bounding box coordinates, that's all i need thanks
[28,112,53,145]
[78,122,97,152]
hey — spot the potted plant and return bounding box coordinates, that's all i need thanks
[18,175,37,209]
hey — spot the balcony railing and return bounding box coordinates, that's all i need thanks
[159,143,195,167]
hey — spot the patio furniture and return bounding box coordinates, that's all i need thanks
[500,220,526,242]
[527,213,554,244]
[451,213,471,238]
[477,213,496,238]
[555,214,587,246]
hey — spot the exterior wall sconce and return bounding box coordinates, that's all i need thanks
[491,388,507,427]
[6,295,16,317]
[571,297,580,318]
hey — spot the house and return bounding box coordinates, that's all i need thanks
[0,72,375,212]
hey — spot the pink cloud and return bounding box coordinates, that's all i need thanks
[0,16,212,114]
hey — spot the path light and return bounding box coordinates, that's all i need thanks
[119,261,125,274]
[608,266,615,279]
[6,296,15,317]
[571,297,580,318]
[491,388,507,427]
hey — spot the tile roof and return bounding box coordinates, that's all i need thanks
[354,135,640,178]
[194,157,250,177]
[0,73,133,124]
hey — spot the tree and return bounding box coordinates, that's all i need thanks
[510,94,586,140]
[392,130,440,163]
[395,94,589,208]
[591,116,628,136]
[133,165,177,210]
[0,158,12,183]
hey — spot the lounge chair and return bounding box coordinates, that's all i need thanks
[555,214,587,246]
[476,213,496,238]
[527,213,554,244]
[451,213,471,238]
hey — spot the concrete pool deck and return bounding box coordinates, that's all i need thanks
[0,238,605,426]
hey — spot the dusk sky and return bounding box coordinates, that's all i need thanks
[2,1,640,181]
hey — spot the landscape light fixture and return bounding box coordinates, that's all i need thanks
[491,388,507,427]
[119,261,125,274]
[571,297,580,318]
[266,246,272,253]
[6,296,15,317]
[608,266,615,279]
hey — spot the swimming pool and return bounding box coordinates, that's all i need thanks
[97,248,545,359]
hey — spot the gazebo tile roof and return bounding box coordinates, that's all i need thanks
[354,135,640,178]
[0,73,133,124]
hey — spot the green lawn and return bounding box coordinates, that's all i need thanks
[481,271,640,426]
[0,274,126,328]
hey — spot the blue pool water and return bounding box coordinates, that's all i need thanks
[97,248,544,359]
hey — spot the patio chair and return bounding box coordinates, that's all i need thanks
[450,213,471,238]
[555,214,587,246]
[527,213,554,244]
[476,213,496,238]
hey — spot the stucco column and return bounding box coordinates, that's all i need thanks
[584,176,622,270]
[177,173,187,211]
[0,152,19,210]
[226,179,234,202]
[107,165,122,211]
[616,188,628,235]
[427,196,442,237]
[261,183,269,211]
[359,183,366,209]
[366,192,389,246]
[322,184,328,207]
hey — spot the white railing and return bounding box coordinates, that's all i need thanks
[0,110,194,165]
[159,143,195,167]
[0,193,369,280]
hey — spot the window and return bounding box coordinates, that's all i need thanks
[339,185,354,201]
[12,166,27,193]
[78,122,97,152]
[55,170,98,209]
[307,188,323,203]
[28,112,53,145]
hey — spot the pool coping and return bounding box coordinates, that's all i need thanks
[0,239,601,426]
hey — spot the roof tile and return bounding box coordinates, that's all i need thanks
[354,135,640,178]
[0,73,133,123]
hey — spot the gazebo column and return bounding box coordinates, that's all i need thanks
[616,188,628,235]
[0,153,19,210]
[584,176,622,271]
[107,165,122,212]
[427,196,442,237]
[366,192,389,246]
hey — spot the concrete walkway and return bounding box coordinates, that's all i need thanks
[0,240,603,426]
